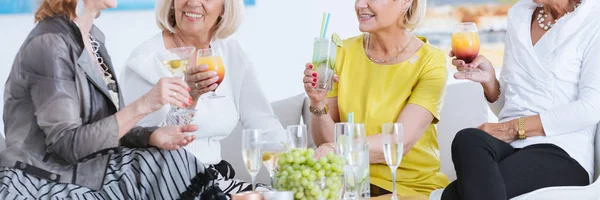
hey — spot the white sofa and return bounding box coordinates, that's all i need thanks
[430,81,600,200]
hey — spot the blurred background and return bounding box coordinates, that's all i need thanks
[0,0,517,131]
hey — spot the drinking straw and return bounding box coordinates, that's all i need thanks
[319,12,327,39]
[322,13,331,38]
[348,112,354,124]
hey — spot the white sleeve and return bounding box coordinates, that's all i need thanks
[539,34,600,136]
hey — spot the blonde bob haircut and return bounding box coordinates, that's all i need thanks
[155,0,244,40]
[401,0,426,30]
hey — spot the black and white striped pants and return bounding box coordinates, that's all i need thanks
[0,147,267,199]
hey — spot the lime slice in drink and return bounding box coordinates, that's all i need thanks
[332,33,343,47]
[169,60,182,69]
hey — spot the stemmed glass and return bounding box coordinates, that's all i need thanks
[197,48,226,99]
[156,47,197,126]
[260,130,289,187]
[287,125,308,149]
[242,129,263,191]
[451,22,480,71]
[382,123,404,200]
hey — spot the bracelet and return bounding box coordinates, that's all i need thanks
[517,117,526,140]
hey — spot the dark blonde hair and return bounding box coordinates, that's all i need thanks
[34,0,78,23]
[402,0,426,29]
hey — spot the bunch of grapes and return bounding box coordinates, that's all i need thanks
[274,148,345,200]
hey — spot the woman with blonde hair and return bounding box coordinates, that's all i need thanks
[305,0,449,196]
[0,0,217,199]
[121,0,284,195]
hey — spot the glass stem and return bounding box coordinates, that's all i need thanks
[391,167,398,200]
[251,175,256,191]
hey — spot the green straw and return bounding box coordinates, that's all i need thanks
[319,12,327,38]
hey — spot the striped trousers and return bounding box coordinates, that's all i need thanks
[0,147,265,199]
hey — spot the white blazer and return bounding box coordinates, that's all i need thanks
[120,34,284,164]
[491,0,600,181]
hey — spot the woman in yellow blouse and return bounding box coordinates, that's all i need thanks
[303,0,449,196]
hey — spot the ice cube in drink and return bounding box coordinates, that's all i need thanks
[312,38,337,91]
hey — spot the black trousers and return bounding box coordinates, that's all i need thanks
[442,128,589,200]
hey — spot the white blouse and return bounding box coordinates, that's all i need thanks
[120,33,284,165]
[491,0,600,181]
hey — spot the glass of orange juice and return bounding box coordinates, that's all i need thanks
[451,22,480,72]
[197,48,225,99]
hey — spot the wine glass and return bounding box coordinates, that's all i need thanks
[155,47,197,126]
[197,48,226,99]
[382,123,404,200]
[287,125,308,149]
[242,129,262,191]
[260,130,289,187]
[451,22,480,71]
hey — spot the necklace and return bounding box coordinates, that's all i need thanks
[364,33,413,64]
[536,2,581,31]
[172,32,184,48]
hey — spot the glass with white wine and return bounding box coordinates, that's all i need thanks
[242,129,263,191]
[155,47,197,126]
[382,123,404,200]
[261,140,288,186]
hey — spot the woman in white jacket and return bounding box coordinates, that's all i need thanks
[120,0,284,195]
[441,0,600,199]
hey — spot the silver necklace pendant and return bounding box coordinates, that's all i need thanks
[537,2,581,31]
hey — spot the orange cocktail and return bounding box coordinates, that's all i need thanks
[197,48,226,98]
[452,22,480,64]
[196,56,225,85]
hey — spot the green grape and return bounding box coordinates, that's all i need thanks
[317,170,325,178]
[296,156,306,164]
[323,163,331,170]
[301,168,311,176]
[318,157,329,165]
[326,152,335,161]
[279,170,289,177]
[313,163,322,170]
[322,189,330,199]
[292,151,301,158]
[306,157,317,166]
[295,191,304,199]
[308,173,317,181]
[278,156,287,165]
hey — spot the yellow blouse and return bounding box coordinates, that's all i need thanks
[327,34,450,196]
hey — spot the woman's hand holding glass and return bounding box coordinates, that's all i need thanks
[185,64,219,101]
[303,63,339,108]
[450,51,496,84]
[138,77,192,114]
[149,125,198,150]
